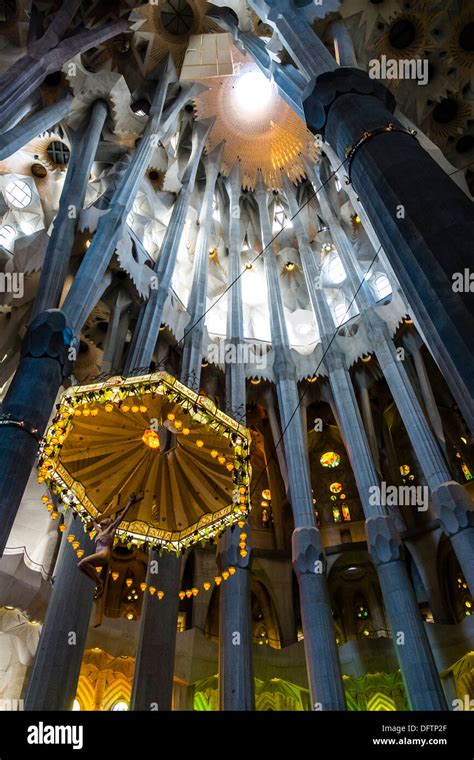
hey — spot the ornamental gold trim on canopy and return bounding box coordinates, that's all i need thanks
[38,372,251,552]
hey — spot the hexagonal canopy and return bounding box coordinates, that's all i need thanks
[39,372,251,551]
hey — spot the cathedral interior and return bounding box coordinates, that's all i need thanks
[0,0,473,713]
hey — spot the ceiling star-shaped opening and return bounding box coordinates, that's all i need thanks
[38,372,251,551]
[193,48,318,189]
[131,0,221,74]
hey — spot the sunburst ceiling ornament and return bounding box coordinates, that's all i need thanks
[131,0,221,74]
[370,5,440,87]
[340,0,404,44]
[38,372,251,552]
[446,8,474,85]
[193,49,318,189]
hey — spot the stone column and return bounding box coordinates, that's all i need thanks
[125,118,213,373]
[216,161,255,711]
[355,370,383,478]
[263,387,289,494]
[304,67,474,432]
[255,174,346,710]
[247,0,337,83]
[128,125,213,714]
[282,176,447,709]
[101,292,133,375]
[217,526,254,711]
[33,98,109,316]
[62,57,180,335]
[0,310,74,554]
[402,333,448,457]
[224,162,246,421]
[180,141,225,392]
[0,1,128,129]
[367,315,474,595]
[24,513,95,710]
[131,549,182,711]
[0,96,72,160]
[315,180,474,593]
[326,20,359,68]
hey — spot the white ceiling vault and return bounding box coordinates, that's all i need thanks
[0,0,471,391]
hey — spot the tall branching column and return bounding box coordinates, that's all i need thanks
[129,122,213,712]
[125,118,213,372]
[180,141,225,391]
[217,162,255,711]
[255,172,345,710]
[283,176,447,709]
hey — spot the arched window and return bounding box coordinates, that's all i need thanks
[4,179,32,209]
[111,701,129,711]
[327,254,346,284]
[0,224,16,250]
[72,699,81,711]
[374,274,392,300]
[332,502,351,523]
[272,203,292,234]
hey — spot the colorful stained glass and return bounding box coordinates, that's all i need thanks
[399,464,410,476]
[330,482,343,494]
[320,451,341,468]
[341,503,351,522]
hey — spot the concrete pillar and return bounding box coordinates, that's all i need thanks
[355,370,383,478]
[304,68,474,432]
[131,549,182,711]
[0,3,128,129]
[247,0,337,84]
[217,161,255,711]
[125,118,213,373]
[282,176,447,709]
[62,57,180,335]
[24,514,95,710]
[255,174,346,709]
[0,310,74,554]
[101,292,133,375]
[217,526,255,711]
[367,516,447,710]
[129,125,215,714]
[33,99,109,316]
[180,141,225,392]
[326,20,359,68]
[402,333,448,457]
[0,96,72,160]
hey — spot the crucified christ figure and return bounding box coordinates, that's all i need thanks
[77,493,139,599]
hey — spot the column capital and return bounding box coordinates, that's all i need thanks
[304,67,395,134]
[217,524,251,570]
[22,309,75,379]
[432,481,474,537]
[366,515,403,565]
[292,526,326,577]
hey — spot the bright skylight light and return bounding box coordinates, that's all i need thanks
[234,70,274,115]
